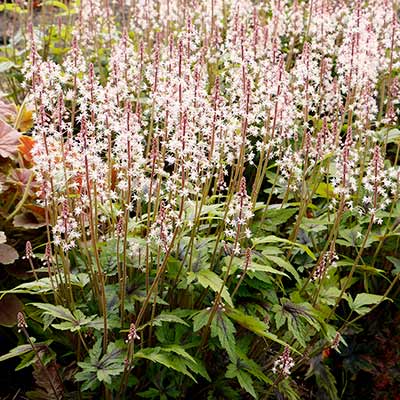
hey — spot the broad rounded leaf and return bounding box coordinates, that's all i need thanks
[0,243,19,264]
[0,119,20,158]
[13,212,46,229]
[0,99,17,121]
[18,135,35,161]
[351,293,391,316]
[0,294,23,326]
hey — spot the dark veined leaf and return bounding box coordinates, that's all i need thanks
[277,379,302,400]
[13,212,46,229]
[30,303,95,332]
[0,274,88,299]
[76,340,124,391]
[211,312,237,362]
[0,344,35,363]
[0,339,52,363]
[0,98,17,120]
[28,358,63,400]
[306,355,339,400]
[30,303,75,322]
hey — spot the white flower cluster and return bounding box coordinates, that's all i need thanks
[225,178,253,254]
[19,0,400,259]
[272,346,295,376]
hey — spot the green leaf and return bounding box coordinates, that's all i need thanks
[0,344,34,363]
[15,351,37,371]
[274,308,286,330]
[226,364,257,399]
[162,345,196,363]
[387,256,400,276]
[315,182,335,198]
[249,261,289,277]
[134,345,208,382]
[375,128,400,144]
[263,207,298,226]
[0,61,17,73]
[42,0,69,11]
[387,128,400,143]
[0,275,87,299]
[254,235,316,260]
[320,287,349,306]
[76,340,124,391]
[0,3,26,13]
[240,355,273,385]
[0,279,52,299]
[135,347,196,381]
[227,309,267,335]
[194,269,233,307]
[351,293,390,316]
[264,255,300,283]
[97,369,111,384]
[227,309,299,354]
[183,357,211,382]
[51,321,76,331]
[140,312,189,330]
[30,303,75,322]
[89,339,102,365]
[192,309,210,332]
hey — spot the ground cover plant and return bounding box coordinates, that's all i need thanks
[0,0,400,398]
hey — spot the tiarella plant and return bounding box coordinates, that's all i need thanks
[0,0,399,399]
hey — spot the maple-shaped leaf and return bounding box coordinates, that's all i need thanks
[0,99,17,122]
[0,119,20,158]
[0,172,7,193]
[18,135,35,162]
[28,357,64,400]
[16,107,34,132]
[0,243,19,264]
[0,294,23,327]
[8,168,33,194]
[13,212,46,229]
[24,204,46,219]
